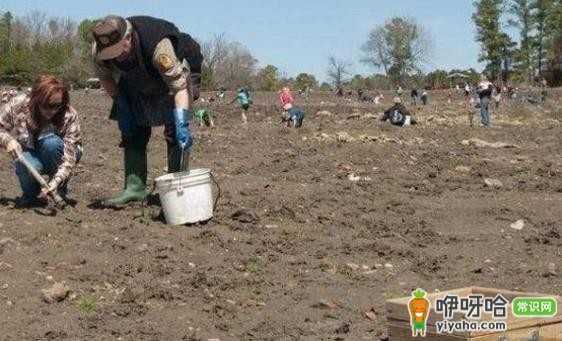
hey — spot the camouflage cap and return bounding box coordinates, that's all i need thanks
[92,15,130,61]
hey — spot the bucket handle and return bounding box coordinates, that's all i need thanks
[210,171,221,214]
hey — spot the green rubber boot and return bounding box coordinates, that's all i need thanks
[104,147,148,206]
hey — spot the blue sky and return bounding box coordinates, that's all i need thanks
[1,0,484,81]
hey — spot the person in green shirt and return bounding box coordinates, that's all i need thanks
[230,87,252,124]
[194,108,214,128]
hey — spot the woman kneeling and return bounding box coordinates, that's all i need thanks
[0,75,82,207]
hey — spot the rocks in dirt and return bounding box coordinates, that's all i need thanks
[335,321,351,334]
[541,263,558,278]
[316,110,333,117]
[311,299,339,309]
[358,134,379,142]
[336,132,355,143]
[337,164,353,172]
[384,263,394,270]
[0,262,13,271]
[365,308,378,321]
[472,266,483,274]
[41,282,70,303]
[319,133,332,141]
[0,238,16,246]
[345,263,360,271]
[242,299,266,307]
[548,263,557,276]
[484,178,503,188]
[347,173,372,182]
[455,166,471,173]
[510,219,525,231]
[136,244,149,252]
[461,138,518,149]
[231,209,259,223]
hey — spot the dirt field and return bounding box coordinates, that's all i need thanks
[0,89,561,340]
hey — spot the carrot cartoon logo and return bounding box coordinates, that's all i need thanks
[408,288,431,337]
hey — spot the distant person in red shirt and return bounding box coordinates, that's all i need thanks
[279,86,294,108]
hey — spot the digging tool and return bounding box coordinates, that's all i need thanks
[15,151,66,209]
[179,147,190,172]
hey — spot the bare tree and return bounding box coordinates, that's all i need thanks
[362,17,432,84]
[10,18,31,47]
[361,28,391,74]
[218,41,258,89]
[327,56,351,88]
[23,10,46,44]
[201,34,257,89]
[201,33,229,89]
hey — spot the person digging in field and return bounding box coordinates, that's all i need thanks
[281,104,305,128]
[217,87,226,100]
[231,87,252,124]
[420,90,428,105]
[357,89,374,102]
[410,88,418,106]
[540,78,548,102]
[0,75,83,207]
[380,97,417,127]
[194,108,215,128]
[492,83,501,109]
[279,86,294,109]
[374,92,384,105]
[464,83,471,98]
[477,75,493,127]
[91,15,203,207]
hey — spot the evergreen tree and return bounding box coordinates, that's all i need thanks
[473,0,507,81]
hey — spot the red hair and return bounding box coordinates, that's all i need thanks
[28,75,69,128]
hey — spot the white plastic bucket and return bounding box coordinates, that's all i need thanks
[155,168,215,225]
[403,115,411,126]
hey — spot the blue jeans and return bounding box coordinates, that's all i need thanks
[14,134,82,200]
[480,97,490,127]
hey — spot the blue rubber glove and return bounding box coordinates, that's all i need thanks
[173,108,193,150]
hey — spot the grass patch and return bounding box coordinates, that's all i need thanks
[78,297,97,313]
[245,257,263,273]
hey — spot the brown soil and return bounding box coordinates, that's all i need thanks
[0,90,561,340]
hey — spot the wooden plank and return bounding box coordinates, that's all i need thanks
[540,323,562,341]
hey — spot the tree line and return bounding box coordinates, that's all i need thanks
[2,4,561,91]
[473,0,562,85]
[0,11,321,91]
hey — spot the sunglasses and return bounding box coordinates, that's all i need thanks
[42,101,65,111]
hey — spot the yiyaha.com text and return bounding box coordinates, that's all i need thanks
[436,320,507,334]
